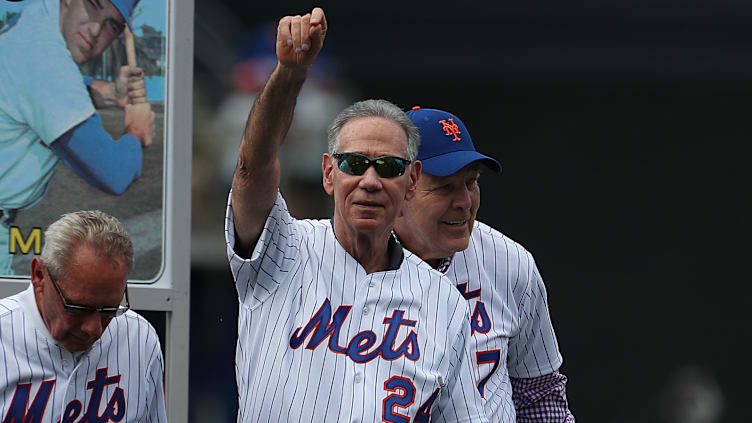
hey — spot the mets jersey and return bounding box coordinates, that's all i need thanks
[0,286,167,423]
[0,0,95,211]
[225,192,487,422]
[445,221,563,422]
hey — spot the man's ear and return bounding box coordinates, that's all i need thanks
[30,257,46,294]
[405,160,421,201]
[322,153,335,196]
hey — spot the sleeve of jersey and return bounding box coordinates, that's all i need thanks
[507,256,564,378]
[50,113,142,195]
[13,34,96,144]
[225,190,300,310]
[432,297,488,423]
[144,329,168,422]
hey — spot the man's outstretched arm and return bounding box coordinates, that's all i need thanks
[231,7,327,255]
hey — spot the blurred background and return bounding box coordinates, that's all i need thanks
[190,1,751,422]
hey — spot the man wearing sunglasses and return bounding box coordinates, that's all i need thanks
[225,7,486,422]
[394,107,574,422]
[0,210,167,422]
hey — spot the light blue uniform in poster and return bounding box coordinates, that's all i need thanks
[0,0,96,274]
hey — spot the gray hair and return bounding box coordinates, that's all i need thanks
[41,210,134,281]
[327,99,420,161]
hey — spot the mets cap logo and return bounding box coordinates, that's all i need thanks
[438,118,461,141]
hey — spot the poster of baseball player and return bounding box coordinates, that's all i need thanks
[0,0,167,281]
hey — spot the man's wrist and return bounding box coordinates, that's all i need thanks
[275,62,310,83]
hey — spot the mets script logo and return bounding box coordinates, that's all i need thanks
[457,282,491,335]
[457,282,499,398]
[289,298,420,363]
[3,369,125,423]
[439,118,461,141]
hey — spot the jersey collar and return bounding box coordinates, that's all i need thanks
[385,232,404,271]
[19,285,58,345]
[390,231,452,273]
[329,219,405,271]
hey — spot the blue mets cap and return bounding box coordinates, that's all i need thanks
[406,106,501,177]
[109,0,138,29]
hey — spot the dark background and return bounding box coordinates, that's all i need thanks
[190,1,751,422]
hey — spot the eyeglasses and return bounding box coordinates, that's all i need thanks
[47,269,130,319]
[332,152,411,178]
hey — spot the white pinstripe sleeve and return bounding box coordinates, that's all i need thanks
[225,190,300,310]
[432,297,488,423]
[144,327,167,423]
[507,256,564,378]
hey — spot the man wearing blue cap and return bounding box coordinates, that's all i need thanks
[0,0,153,275]
[394,107,574,422]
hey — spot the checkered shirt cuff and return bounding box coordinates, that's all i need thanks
[511,371,575,422]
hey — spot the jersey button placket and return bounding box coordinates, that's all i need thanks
[361,274,377,290]
[61,351,74,374]
[349,366,365,423]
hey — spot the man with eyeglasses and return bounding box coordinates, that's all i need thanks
[0,0,154,275]
[0,210,167,422]
[225,7,486,422]
[394,107,574,422]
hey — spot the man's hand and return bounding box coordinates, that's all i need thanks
[116,66,148,108]
[275,7,327,71]
[125,103,155,147]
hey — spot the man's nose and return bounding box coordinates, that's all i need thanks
[451,186,472,210]
[80,312,105,339]
[87,21,102,38]
[358,166,383,191]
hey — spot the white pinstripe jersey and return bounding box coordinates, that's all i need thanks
[0,286,167,423]
[225,192,487,423]
[445,221,563,422]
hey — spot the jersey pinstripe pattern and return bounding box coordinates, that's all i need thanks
[225,191,487,422]
[0,286,167,423]
[445,221,563,422]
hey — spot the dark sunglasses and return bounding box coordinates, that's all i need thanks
[47,269,130,319]
[332,152,411,178]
